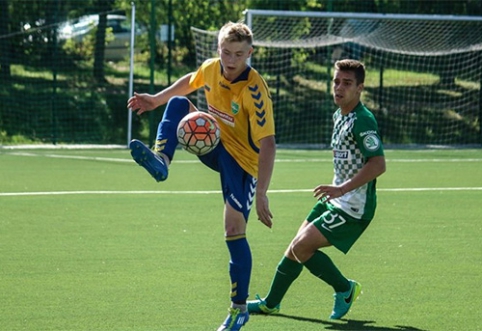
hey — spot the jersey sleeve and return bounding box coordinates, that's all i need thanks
[245,76,275,142]
[353,112,384,158]
[189,58,216,89]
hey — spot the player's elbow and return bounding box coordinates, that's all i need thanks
[369,155,386,177]
[377,157,387,176]
[260,135,276,148]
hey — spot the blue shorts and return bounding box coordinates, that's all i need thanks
[198,141,256,221]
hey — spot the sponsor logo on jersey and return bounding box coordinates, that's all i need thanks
[219,81,230,90]
[360,130,377,137]
[363,134,381,151]
[209,104,234,127]
[333,150,348,159]
[219,82,231,91]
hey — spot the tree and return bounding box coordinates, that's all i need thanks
[93,0,115,83]
[0,0,11,80]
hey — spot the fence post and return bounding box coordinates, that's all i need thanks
[479,51,482,146]
[127,2,136,146]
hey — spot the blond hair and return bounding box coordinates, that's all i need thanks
[218,22,253,46]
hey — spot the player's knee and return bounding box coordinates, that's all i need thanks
[287,238,306,263]
[225,227,241,237]
[168,96,189,107]
[224,223,246,237]
[288,238,312,263]
[163,96,190,122]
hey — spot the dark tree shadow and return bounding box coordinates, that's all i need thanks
[261,313,429,331]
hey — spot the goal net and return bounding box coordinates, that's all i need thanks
[191,10,482,147]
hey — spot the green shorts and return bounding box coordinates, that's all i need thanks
[306,201,372,254]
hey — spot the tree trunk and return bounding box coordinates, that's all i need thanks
[0,0,11,80]
[93,12,108,83]
[93,0,114,83]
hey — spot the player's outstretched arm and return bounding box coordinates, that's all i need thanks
[127,73,196,115]
[127,92,159,115]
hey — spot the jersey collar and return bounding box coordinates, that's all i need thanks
[220,62,252,84]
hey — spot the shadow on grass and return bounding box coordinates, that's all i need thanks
[265,313,429,331]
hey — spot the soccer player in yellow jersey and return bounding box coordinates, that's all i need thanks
[127,22,276,331]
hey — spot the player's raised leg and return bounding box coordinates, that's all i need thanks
[129,96,191,181]
[129,139,169,182]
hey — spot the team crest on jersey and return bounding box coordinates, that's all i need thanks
[363,134,381,151]
[231,101,239,115]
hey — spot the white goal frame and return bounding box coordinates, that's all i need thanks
[192,10,482,147]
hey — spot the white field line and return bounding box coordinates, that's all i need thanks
[1,187,482,197]
[4,151,482,164]
[2,152,481,197]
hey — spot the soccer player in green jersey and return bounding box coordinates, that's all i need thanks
[247,59,386,320]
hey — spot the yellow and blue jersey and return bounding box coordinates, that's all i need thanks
[189,58,275,178]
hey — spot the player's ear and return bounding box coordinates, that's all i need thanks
[357,83,364,93]
[247,46,254,57]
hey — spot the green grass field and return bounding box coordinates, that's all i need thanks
[1,147,481,331]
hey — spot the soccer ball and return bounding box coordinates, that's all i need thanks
[176,112,221,156]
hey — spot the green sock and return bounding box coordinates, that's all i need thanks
[265,256,303,308]
[303,250,350,293]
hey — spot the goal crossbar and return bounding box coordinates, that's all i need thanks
[244,9,482,22]
[243,9,482,55]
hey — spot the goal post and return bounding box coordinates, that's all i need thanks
[192,10,482,147]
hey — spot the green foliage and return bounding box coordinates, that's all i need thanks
[0,60,134,144]
[62,27,115,60]
[1,0,481,145]
[0,130,37,144]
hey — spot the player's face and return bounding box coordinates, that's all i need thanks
[218,40,253,81]
[332,70,363,114]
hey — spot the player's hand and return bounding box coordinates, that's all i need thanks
[256,194,273,228]
[127,92,157,115]
[313,184,345,202]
